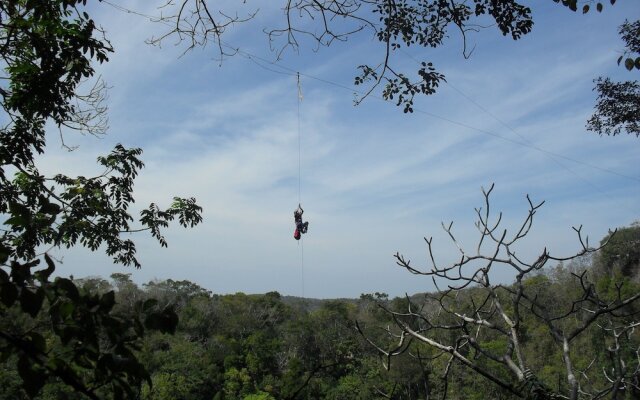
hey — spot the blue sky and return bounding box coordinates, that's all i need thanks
[40,1,639,298]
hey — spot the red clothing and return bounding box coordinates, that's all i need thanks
[293,205,307,240]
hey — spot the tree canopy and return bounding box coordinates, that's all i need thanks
[1,1,637,398]
[2,219,638,399]
[0,0,202,396]
[588,19,640,138]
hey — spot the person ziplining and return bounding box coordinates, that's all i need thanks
[292,73,310,242]
[293,204,309,240]
[293,74,307,297]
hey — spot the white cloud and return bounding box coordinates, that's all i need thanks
[38,2,640,298]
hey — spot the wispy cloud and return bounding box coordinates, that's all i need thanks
[41,2,640,298]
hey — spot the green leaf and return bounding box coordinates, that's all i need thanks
[19,287,45,317]
[46,357,66,372]
[0,347,11,363]
[11,259,40,284]
[142,298,158,312]
[73,354,94,369]
[99,290,116,312]
[0,243,10,264]
[144,307,179,334]
[59,326,78,345]
[4,216,27,226]
[596,2,603,12]
[17,355,46,397]
[635,57,640,70]
[0,282,18,307]
[26,332,47,353]
[59,301,75,319]
[568,0,577,11]
[36,253,56,282]
[582,4,589,13]
[0,268,8,283]
[8,202,29,217]
[54,277,79,301]
[625,58,635,71]
[133,318,144,336]
[39,201,61,215]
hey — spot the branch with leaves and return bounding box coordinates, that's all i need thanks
[149,0,536,111]
[1,1,203,397]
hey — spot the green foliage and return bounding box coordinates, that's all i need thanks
[588,78,640,138]
[0,272,183,399]
[3,247,638,400]
[129,288,420,400]
[142,373,191,400]
[0,0,202,397]
[140,333,220,400]
[588,18,640,138]
[597,223,640,277]
[353,0,535,112]
[244,392,276,400]
[617,20,640,71]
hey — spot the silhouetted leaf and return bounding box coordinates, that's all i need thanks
[58,301,75,319]
[26,332,46,353]
[142,298,158,311]
[54,277,79,301]
[145,307,179,334]
[20,287,45,317]
[625,58,635,70]
[36,253,56,281]
[99,290,116,312]
[17,355,46,397]
[4,216,27,227]
[39,201,61,215]
[0,282,18,307]
[0,243,10,264]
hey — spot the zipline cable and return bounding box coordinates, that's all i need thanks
[101,0,639,185]
[396,49,623,205]
[234,46,639,184]
[297,72,302,205]
[102,0,312,299]
[297,72,305,300]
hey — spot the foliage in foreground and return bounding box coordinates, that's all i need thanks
[0,1,202,397]
[1,223,638,399]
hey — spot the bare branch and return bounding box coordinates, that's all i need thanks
[358,186,640,400]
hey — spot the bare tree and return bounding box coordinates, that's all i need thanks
[357,184,640,400]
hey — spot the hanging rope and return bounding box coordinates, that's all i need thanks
[297,72,303,205]
[297,72,305,299]
[300,239,305,299]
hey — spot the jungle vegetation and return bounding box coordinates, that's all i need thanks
[1,222,639,399]
[1,1,638,399]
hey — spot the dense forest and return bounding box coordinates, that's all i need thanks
[1,223,638,399]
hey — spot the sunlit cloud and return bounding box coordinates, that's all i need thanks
[41,1,640,298]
